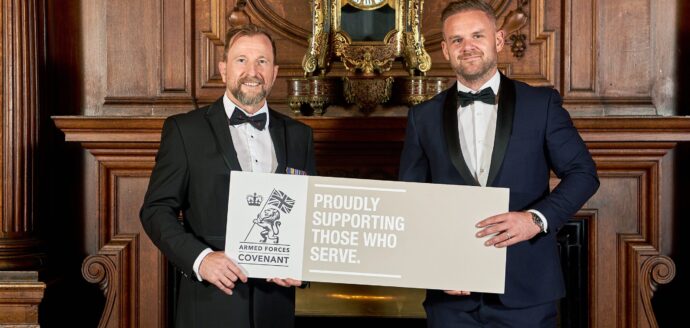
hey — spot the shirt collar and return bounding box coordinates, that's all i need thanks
[223,93,270,128]
[456,70,501,95]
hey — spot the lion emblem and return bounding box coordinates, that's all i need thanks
[253,208,281,243]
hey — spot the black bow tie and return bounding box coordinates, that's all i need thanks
[228,108,267,130]
[458,87,496,107]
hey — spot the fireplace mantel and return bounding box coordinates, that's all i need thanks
[53,115,689,327]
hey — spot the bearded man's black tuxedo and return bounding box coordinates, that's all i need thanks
[141,97,316,327]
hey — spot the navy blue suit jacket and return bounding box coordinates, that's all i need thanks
[399,74,599,309]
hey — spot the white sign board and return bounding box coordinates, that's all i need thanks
[225,171,508,293]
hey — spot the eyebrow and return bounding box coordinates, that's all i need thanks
[446,27,487,39]
[232,54,270,60]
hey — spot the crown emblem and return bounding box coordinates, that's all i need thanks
[246,193,263,206]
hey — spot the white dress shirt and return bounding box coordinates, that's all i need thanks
[456,71,548,232]
[456,71,500,187]
[193,94,278,280]
[223,95,278,174]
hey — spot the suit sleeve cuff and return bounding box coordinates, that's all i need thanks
[528,209,548,233]
[193,248,213,282]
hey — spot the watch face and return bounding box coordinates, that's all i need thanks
[346,0,388,11]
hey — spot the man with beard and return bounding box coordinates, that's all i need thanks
[399,1,599,326]
[140,24,316,328]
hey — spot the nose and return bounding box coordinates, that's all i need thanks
[246,62,258,76]
[460,39,477,51]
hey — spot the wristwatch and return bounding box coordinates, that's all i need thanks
[530,212,546,233]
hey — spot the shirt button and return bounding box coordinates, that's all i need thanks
[480,169,485,173]
[255,160,258,163]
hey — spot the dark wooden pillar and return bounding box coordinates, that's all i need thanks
[0,0,44,270]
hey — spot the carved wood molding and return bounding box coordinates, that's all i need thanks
[199,0,227,89]
[575,117,690,142]
[517,0,555,85]
[78,143,164,327]
[0,0,43,270]
[52,115,690,147]
[640,254,675,327]
[0,271,45,326]
[246,0,310,46]
[592,152,674,328]
[82,234,138,328]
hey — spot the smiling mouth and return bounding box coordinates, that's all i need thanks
[239,77,264,88]
[461,55,482,61]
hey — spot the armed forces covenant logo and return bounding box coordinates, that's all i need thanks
[237,189,295,267]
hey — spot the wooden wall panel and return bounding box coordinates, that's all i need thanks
[112,173,166,328]
[196,0,227,94]
[78,146,166,328]
[599,0,651,97]
[564,0,596,95]
[63,0,677,116]
[161,0,192,95]
[105,1,160,103]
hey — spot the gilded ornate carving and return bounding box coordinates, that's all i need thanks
[287,77,340,115]
[333,31,398,75]
[287,77,312,115]
[343,77,394,111]
[394,76,448,106]
[402,0,431,74]
[302,0,330,75]
[296,0,433,114]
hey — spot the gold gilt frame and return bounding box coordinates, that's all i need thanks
[332,0,402,75]
[303,0,430,76]
[296,0,432,112]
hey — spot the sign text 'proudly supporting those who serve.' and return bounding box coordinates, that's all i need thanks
[310,193,405,265]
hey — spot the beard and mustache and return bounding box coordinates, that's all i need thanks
[452,50,496,83]
[230,76,270,107]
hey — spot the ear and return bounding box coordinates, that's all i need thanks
[495,30,506,53]
[218,61,227,83]
[441,40,450,61]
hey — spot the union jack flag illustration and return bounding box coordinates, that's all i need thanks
[267,189,295,214]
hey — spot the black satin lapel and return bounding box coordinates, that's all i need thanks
[268,110,287,174]
[443,85,480,186]
[486,74,516,186]
[205,98,242,170]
